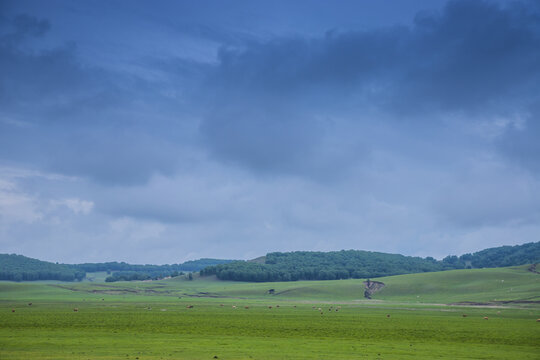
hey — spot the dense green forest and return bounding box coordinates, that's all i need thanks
[200,250,446,281]
[2,242,538,282]
[0,256,233,282]
[201,242,540,282]
[0,254,85,282]
[97,259,234,282]
[456,242,540,268]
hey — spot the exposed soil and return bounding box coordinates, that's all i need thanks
[450,300,540,306]
[363,280,385,299]
[184,292,225,298]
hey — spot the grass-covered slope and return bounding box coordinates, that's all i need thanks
[373,265,540,304]
[204,265,539,304]
[0,254,85,282]
[1,265,537,359]
[2,264,536,305]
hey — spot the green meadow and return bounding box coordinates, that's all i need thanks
[1,266,539,359]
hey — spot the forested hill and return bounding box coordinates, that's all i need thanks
[0,256,234,282]
[446,241,540,269]
[200,250,447,282]
[2,242,538,282]
[201,242,540,282]
[0,254,85,282]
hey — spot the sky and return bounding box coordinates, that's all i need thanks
[0,0,539,264]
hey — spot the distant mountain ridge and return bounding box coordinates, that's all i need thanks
[0,256,235,282]
[200,242,540,282]
[1,242,538,282]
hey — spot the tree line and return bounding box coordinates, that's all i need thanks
[201,242,540,282]
[104,270,184,282]
[2,242,537,282]
[0,255,233,282]
[0,254,85,282]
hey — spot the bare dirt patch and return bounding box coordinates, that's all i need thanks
[363,280,385,299]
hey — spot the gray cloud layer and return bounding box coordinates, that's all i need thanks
[0,0,539,263]
[200,0,540,176]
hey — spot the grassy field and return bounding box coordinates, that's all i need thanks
[1,266,538,359]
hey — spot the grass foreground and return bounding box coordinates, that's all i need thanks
[0,266,538,359]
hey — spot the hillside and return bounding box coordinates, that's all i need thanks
[2,265,536,306]
[0,255,235,282]
[206,265,539,304]
[201,250,449,281]
[76,258,236,282]
[0,254,85,282]
[2,241,538,283]
[201,242,540,282]
[1,266,538,360]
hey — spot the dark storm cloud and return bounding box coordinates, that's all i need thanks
[1,0,539,263]
[200,0,540,175]
[0,13,190,185]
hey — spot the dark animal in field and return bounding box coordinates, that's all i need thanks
[276,305,280,308]
[28,303,32,306]
[11,309,15,313]
[268,306,272,309]
[220,304,224,307]
[483,317,489,320]
[268,289,275,294]
[73,308,78,312]
[536,319,540,322]
[244,306,249,309]
[386,314,390,318]
[462,314,467,317]
[186,305,194,308]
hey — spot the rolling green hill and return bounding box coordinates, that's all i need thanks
[0,255,235,282]
[203,265,539,304]
[1,268,538,360]
[0,254,85,282]
[373,265,540,304]
[3,241,538,283]
[2,264,536,305]
[201,242,540,282]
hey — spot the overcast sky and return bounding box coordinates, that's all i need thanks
[1,0,539,264]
